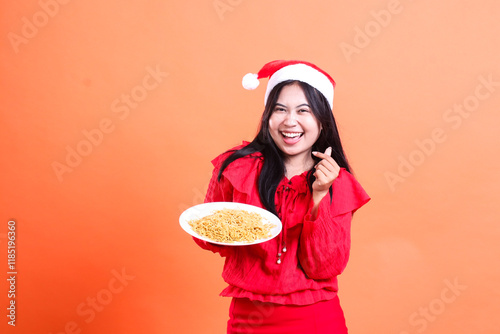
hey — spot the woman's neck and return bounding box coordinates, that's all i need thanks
[284,153,315,179]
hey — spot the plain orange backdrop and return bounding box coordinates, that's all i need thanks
[1,0,500,333]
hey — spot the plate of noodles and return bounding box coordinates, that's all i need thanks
[179,202,282,246]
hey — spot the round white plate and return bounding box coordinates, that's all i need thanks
[179,202,282,246]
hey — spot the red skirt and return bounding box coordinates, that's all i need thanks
[227,296,348,334]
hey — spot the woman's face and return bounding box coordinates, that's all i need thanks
[268,83,322,162]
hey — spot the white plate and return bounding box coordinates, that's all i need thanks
[179,202,282,246]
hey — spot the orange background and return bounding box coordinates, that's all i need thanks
[1,1,500,333]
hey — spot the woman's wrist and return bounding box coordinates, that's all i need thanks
[311,190,328,219]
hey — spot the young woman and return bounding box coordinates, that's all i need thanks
[193,60,370,333]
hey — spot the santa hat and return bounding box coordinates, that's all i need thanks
[242,60,336,109]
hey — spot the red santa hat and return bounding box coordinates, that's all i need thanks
[242,60,336,109]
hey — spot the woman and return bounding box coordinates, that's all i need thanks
[194,60,370,333]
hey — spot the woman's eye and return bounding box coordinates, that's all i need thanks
[298,109,310,113]
[274,107,286,112]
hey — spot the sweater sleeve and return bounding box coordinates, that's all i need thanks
[191,156,234,257]
[297,169,370,280]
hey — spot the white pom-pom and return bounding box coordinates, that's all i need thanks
[242,73,259,90]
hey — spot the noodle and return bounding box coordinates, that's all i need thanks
[188,208,275,243]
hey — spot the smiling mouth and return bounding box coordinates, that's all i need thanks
[281,132,303,139]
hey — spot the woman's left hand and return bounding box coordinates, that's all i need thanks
[311,147,340,196]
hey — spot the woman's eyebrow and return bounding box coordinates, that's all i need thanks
[275,103,310,108]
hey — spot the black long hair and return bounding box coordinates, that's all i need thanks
[218,80,351,215]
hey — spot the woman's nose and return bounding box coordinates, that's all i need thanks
[283,111,297,126]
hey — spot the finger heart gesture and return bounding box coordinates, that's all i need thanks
[312,147,340,195]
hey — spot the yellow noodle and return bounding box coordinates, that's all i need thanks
[188,209,275,243]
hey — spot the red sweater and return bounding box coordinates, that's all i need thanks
[194,144,370,305]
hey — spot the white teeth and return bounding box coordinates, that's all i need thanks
[282,132,302,138]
